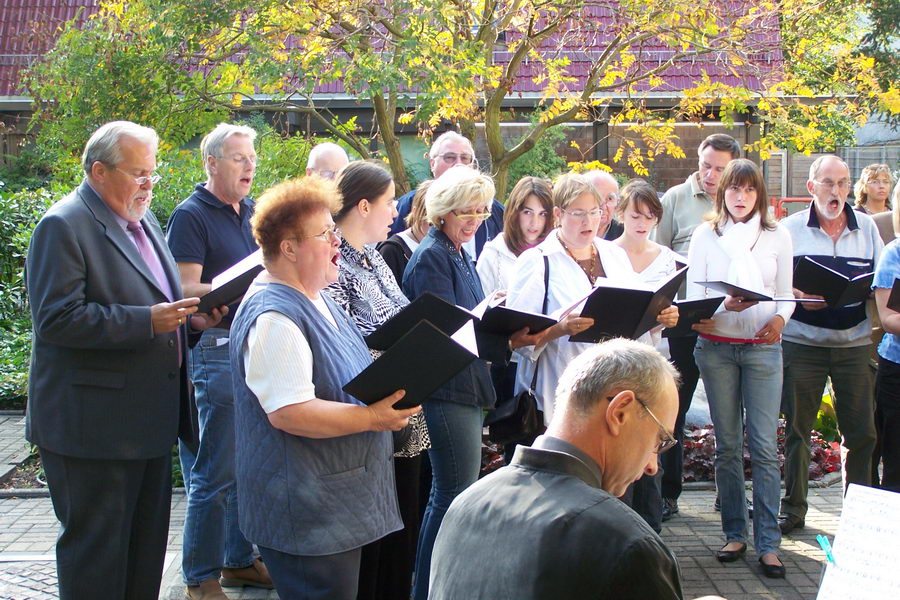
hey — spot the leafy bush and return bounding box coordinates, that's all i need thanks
[682,420,841,482]
[506,111,571,189]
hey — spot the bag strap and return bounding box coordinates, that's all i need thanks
[529,254,550,391]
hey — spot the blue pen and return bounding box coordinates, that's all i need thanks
[816,535,835,563]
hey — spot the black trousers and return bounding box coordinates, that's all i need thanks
[357,455,422,600]
[875,356,900,492]
[41,448,171,600]
[660,334,701,500]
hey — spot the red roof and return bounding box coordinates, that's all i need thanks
[0,1,782,102]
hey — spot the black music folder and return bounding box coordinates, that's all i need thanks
[793,256,875,307]
[196,249,264,314]
[365,292,474,351]
[569,266,687,343]
[696,281,820,303]
[888,278,900,312]
[343,320,478,409]
[663,297,726,338]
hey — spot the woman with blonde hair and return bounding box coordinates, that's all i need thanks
[854,163,894,215]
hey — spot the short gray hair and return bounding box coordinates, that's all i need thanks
[306,142,349,170]
[554,338,679,419]
[201,123,257,174]
[425,166,494,226]
[582,170,618,191]
[808,155,848,182]
[82,121,158,174]
[429,131,473,160]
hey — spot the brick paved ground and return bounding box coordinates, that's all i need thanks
[0,416,30,482]
[0,483,840,599]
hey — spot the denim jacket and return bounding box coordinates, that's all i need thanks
[402,227,496,408]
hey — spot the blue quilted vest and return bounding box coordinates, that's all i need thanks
[229,282,401,555]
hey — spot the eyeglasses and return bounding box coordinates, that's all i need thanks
[290,225,342,243]
[222,154,258,166]
[561,207,603,220]
[867,179,892,186]
[452,209,492,221]
[116,167,161,186]
[811,179,851,192]
[314,169,338,180]
[607,395,677,454]
[436,152,476,166]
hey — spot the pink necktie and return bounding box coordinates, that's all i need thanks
[127,222,182,365]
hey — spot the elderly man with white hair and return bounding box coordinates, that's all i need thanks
[166,123,272,599]
[389,130,504,260]
[583,170,624,240]
[305,141,350,180]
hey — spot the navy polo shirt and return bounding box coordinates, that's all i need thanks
[166,182,257,285]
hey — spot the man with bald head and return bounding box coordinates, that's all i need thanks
[388,130,503,259]
[584,170,624,240]
[778,155,883,534]
[305,142,349,180]
[428,339,694,599]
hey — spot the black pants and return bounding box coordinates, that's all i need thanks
[875,356,900,492]
[357,455,422,600]
[660,334,700,500]
[41,448,171,600]
[621,466,663,533]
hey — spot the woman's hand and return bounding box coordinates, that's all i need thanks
[557,312,595,337]
[754,315,785,345]
[509,327,543,350]
[366,390,421,431]
[724,295,759,312]
[656,305,679,328]
[793,288,827,311]
[691,318,716,335]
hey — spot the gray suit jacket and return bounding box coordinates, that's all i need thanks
[25,180,193,460]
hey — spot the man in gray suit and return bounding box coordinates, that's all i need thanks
[26,121,220,599]
[429,338,725,600]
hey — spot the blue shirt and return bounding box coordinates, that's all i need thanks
[874,238,900,363]
[165,183,257,284]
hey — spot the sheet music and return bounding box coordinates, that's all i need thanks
[816,484,900,599]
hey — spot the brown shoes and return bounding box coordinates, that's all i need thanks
[186,578,229,600]
[220,558,274,589]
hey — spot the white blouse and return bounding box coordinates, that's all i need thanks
[506,231,637,425]
[686,218,795,339]
[476,233,519,296]
[630,244,682,348]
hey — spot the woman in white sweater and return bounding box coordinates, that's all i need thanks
[686,159,794,579]
[476,176,553,295]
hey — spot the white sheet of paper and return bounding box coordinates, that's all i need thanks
[210,249,263,290]
[816,484,900,599]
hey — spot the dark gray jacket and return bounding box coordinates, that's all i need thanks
[429,437,684,599]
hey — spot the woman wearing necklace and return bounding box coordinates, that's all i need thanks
[686,159,794,579]
[325,161,429,600]
[506,173,672,426]
[401,166,540,600]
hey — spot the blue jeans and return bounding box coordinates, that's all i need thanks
[412,401,483,600]
[695,338,782,556]
[182,328,254,585]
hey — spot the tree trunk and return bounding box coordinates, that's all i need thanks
[371,93,411,195]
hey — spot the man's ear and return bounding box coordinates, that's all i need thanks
[605,390,636,438]
[90,161,108,182]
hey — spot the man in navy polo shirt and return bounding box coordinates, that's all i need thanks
[166,123,271,599]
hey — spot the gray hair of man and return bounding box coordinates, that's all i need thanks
[429,131,474,159]
[82,121,159,175]
[582,170,618,190]
[554,338,680,423]
[807,154,849,183]
[200,123,257,175]
[306,142,349,169]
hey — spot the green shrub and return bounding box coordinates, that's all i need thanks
[506,111,571,191]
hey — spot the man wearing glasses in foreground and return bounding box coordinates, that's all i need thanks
[429,338,724,600]
[389,130,503,260]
